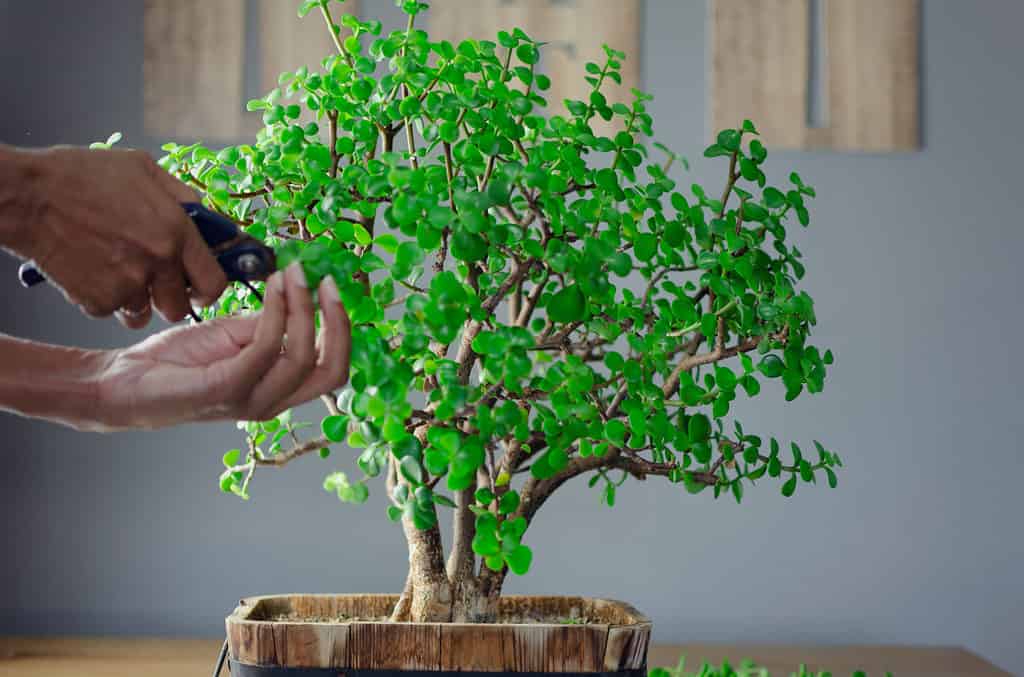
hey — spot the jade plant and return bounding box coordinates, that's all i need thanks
[156,0,839,622]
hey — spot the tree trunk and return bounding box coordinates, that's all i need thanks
[393,514,452,622]
[446,482,480,622]
[389,482,507,623]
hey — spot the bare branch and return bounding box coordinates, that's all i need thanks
[662,327,787,399]
[515,269,549,327]
[482,259,536,314]
[255,436,329,467]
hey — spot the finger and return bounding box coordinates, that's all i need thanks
[115,287,154,330]
[151,266,192,323]
[182,225,229,307]
[146,159,227,307]
[78,303,113,319]
[245,263,317,418]
[207,311,261,348]
[278,275,352,410]
[216,273,288,398]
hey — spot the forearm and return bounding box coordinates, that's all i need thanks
[0,333,109,431]
[0,144,42,257]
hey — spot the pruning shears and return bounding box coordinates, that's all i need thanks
[18,202,277,289]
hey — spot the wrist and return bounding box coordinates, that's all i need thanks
[0,145,45,256]
[0,334,113,431]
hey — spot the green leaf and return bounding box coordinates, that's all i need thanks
[548,284,586,323]
[716,129,741,152]
[222,449,241,467]
[398,96,421,117]
[781,475,797,497]
[688,413,711,441]
[297,0,319,17]
[432,493,456,508]
[605,420,627,445]
[505,544,533,575]
[764,187,786,208]
[451,230,488,262]
[749,139,767,162]
[683,472,706,494]
[703,144,730,158]
[472,530,501,556]
[691,441,711,464]
[799,460,814,482]
[516,43,539,65]
[758,355,785,378]
[634,234,657,261]
[731,480,744,504]
[321,414,349,442]
[603,482,616,507]
[742,201,769,222]
[399,456,424,485]
[498,490,520,515]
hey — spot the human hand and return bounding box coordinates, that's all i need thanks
[7,146,228,327]
[91,264,350,430]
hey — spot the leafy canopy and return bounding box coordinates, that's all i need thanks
[161,0,840,578]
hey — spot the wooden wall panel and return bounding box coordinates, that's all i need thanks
[251,0,358,134]
[826,0,919,151]
[143,0,246,140]
[429,0,641,132]
[711,0,919,151]
[258,0,355,93]
[711,0,809,149]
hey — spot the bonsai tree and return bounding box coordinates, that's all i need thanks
[157,0,840,623]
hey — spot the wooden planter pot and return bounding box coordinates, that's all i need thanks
[225,594,651,677]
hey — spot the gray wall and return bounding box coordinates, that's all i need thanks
[1,1,1021,672]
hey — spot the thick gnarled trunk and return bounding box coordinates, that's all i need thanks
[390,570,502,623]
[389,485,504,623]
[394,514,452,622]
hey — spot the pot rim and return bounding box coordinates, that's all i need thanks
[227,593,651,629]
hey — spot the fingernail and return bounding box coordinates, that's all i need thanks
[320,275,340,302]
[288,261,307,288]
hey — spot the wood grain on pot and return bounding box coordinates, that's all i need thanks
[226,594,652,671]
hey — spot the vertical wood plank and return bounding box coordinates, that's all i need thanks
[348,623,441,670]
[826,0,919,151]
[603,624,651,671]
[428,0,640,132]
[143,0,246,140]
[711,0,919,151]
[439,624,517,671]
[507,624,567,672]
[711,0,810,148]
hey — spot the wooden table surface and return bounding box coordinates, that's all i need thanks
[0,637,1009,677]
